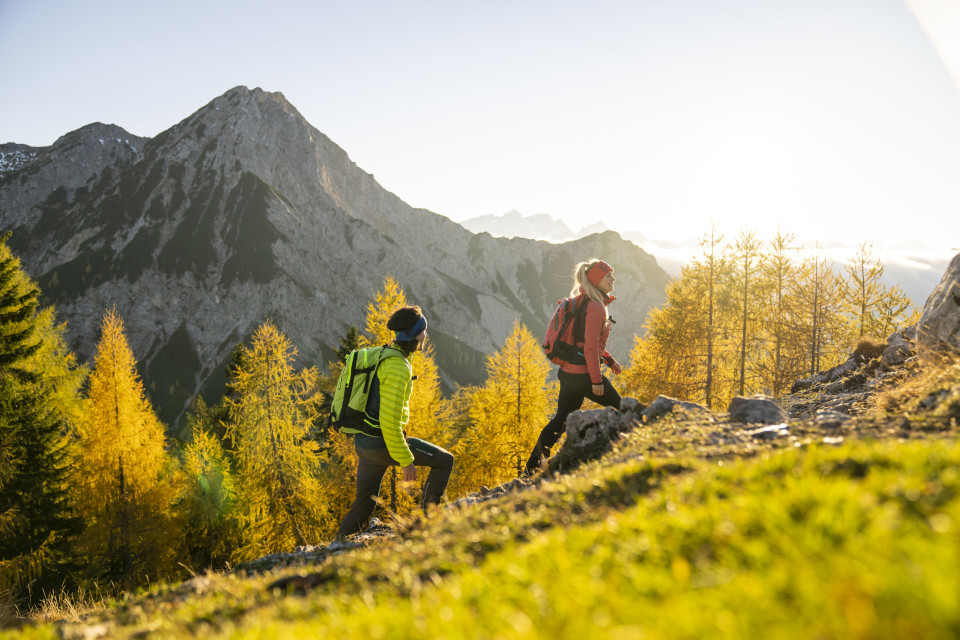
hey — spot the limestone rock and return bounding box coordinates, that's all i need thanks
[641,395,711,423]
[728,395,789,424]
[881,330,915,367]
[815,410,851,429]
[916,252,960,354]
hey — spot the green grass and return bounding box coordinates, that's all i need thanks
[7,429,958,639]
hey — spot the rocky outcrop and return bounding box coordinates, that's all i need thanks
[0,86,670,428]
[916,252,960,353]
[782,325,926,419]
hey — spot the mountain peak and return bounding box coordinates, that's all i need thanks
[51,122,142,149]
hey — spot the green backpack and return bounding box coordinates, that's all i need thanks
[330,345,402,436]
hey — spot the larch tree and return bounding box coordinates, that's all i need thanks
[695,224,725,408]
[730,229,764,397]
[454,322,554,491]
[225,322,329,560]
[362,275,406,349]
[75,309,178,590]
[619,265,713,404]
[0,235,80,602]
[842,242,915,340]
[792,249,849,375]
[756,230,806,396]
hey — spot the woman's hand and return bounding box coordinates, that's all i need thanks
[591,383,604,397]
[603,355,622,375]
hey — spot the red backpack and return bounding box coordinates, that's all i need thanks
[542,295,589,365]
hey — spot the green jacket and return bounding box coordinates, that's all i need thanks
[342,346,415,467]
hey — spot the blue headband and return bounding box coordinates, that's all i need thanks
[395,315,427,341]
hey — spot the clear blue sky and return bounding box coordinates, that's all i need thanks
[2,0,959,251]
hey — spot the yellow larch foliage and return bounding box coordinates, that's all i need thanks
[75,308,179,587]
[362,275,406,348]
[225,322,330,559]
[452,321,555,493]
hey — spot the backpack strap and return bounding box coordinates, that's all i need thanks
[572,295,590,346]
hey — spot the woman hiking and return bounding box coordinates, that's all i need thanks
[523,259,622,476]
[336,305,454,538]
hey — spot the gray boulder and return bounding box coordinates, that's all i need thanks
[728,395,788,424]
[815,410,852,430]
[916,252,960,354]
[564,407,637,451]
[881,330,915,367]
[641,395,711,423]
[544,398,648,473]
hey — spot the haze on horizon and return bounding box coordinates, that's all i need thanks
[1,0,959,254]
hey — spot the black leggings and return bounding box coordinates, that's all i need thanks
[336,437,454,538]
[523,369,621,475]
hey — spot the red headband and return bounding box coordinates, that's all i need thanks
[586,261,613,287]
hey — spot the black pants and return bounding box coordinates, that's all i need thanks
[336,436,454,538]
[523,369,621,476]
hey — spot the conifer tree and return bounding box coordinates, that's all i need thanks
[793,249,848,375]
[363,275,406,348]
[623,226,917,406]
[0,235,80,601]
[335,326,363,363]
[756,230,806,396]
[730,229,764,396]
[225,322,329,559]
[695,224,725,407]
[175,418,240,569]
[74,309,179,589]
[842,242,914,340]
[454,322,554,490]
[620,266,712,404]
[22,308,88,435]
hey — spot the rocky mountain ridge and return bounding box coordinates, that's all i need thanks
[459,210,609,243]
[0,86,669,428]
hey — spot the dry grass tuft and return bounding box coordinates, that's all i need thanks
[30,584,110,625]
[852,335,886,362]
[871,352,960,423]
[0,588,21,630]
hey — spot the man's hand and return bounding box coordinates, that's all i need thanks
[402,464,417,484]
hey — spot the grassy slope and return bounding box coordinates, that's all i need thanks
[7,365,960,639]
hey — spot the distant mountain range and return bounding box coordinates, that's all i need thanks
[462,211,951,309]
[460,210,609,243]
[0,87,670,429]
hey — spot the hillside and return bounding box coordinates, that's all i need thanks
[7,314,959,638]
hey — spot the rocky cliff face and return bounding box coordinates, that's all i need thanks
[0,86,669,429]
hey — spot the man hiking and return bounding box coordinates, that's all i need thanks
[335,305,454,538]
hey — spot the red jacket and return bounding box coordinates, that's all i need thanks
[559,292,616,384]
